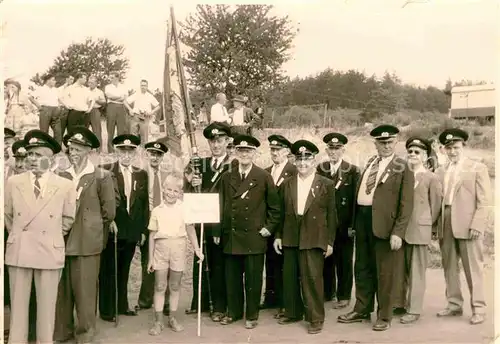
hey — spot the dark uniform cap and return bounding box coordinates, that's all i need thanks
[203,122,231,139]
[232,95,246,103]
[64,126,100,149]
[233,135,260,149]
[323,132,348,147]
[406,136,431,155]
[291,140,319,156]
[5,128,16,139]
[24,129,61,154]
[12,139,28,157]
[145,141,168,154]
[268,134,292,149]
[439,128,469,146]
[112,134,140,148]
[370,124,400,140]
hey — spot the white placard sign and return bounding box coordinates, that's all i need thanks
[183,193,220,224]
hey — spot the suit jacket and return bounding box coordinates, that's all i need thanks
[184,155,232,194]
[276,174,337,250]
[101,162,149,243]
[317,160,360,239]
[265,161,297,189]
[4,172,76,269]
[215,164,281,255]
[58,166,117,255]
[435,158,492,239]
[404,170,442,245]
[353,155,414,240]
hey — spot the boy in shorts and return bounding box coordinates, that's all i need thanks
[147,173,204,334]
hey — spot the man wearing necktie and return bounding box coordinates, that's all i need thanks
[213,135,281,329]
[316,132,360,309]
[136,141,170,314]
[261,134,297,317]
[338,124,414,331]
[5,130,76,344]
[99,134,149,320]
[53,127,117,343]
[274,140,337,334]
[434,129,491,325]
[185,122,233,321]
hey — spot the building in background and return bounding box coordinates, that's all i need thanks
[449,84,495,120]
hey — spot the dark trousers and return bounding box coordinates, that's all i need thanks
[99,238,136,318]
[89,108,103,151]
[263,236,283,308]
[67,110,90,133]
[323,235,354,301]
[39,106,62,144]
[138,240,169,310]
[283,247,325,323]
[106,103,128,153]
[353,206,399,322]
[225,254,264,321]
[54,255,100,342]
[60,109,69,138]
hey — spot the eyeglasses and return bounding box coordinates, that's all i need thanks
[407,149,421,155]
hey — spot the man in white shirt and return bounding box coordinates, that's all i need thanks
[273,140,336,334]
[228,95,261,137]
[210,93,229,123]
[338,124,414,332]
[434,128,491,325]
[87,76,106,151]
[30,74,63,143]
[125,79,160,145]
[64,73,94,133]
[104,73,129,153]
[57,75,75,138]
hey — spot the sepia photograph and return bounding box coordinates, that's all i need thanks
[1,0,496,343]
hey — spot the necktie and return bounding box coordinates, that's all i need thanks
[212,158,218,170]
[153,171,161,207]
[34,175,41,198]
[241,172,246,181]
[365,157,381,195]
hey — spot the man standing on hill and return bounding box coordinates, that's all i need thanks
[210,93,229,124]
[87,76,106,151]
[104,73,129,153]
[337,124,414,331]
[317,133,360,309]
[435,128,491,325]
[261,134,297,318]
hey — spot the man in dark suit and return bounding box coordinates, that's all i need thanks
[136,141,170,314]
[99,134,149,320]
[213,134,281,329]
[185,122,232,321]
[317,133,360,308]
[338,124,414,331]
[54,127,116,343]
[261,134,297,318]
[274,140,337,334]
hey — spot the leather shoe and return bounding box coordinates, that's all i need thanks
[400,313,420,324]
[278,316,302,325]
[470,314,485,325]
[274,308,285,319]
[308,322,323,334]
[372,319,391,331]
[245,320,258,329]
[211,312,224,322]
[121,309,138,316]
[100,315,116,322]
[338,311,370,323]
[221,316,239,325]
[135,304,151,311]
[393,307,406,316]
[332,300,349,309]
[436,308,463,317]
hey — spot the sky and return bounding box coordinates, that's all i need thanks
[1,0,498,92]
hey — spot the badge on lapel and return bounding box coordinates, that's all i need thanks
[276,177,284,186]
[241,182,253,199]
[133,180,137,191]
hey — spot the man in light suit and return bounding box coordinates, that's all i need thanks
[136,141,170,314]
[54,127,117,343]
[261,134,297,318]
[5,130,76,344]
[338,124,414,331]
[274,140,337,334]
[435,128,491,325]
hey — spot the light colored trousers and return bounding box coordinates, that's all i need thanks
[8,266,62,344]
[439,206,486,314]
[404,244,428,314]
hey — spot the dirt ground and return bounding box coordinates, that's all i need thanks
[92,249,495,344]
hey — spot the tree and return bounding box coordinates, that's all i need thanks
[180,5,297,101]
[31,37,129,88]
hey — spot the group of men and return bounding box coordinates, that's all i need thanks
[28,73,160,153]
[3,115,490,342]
